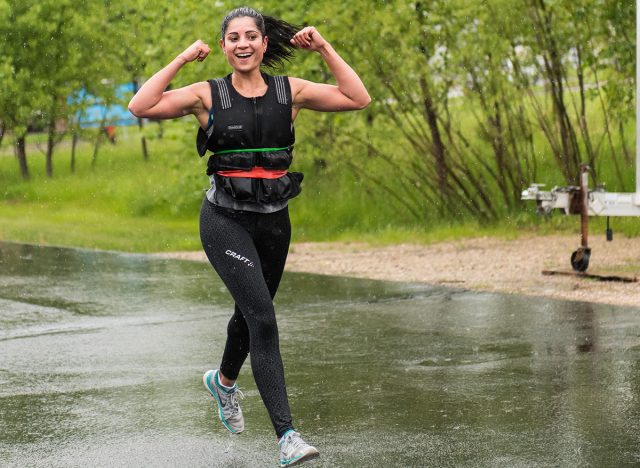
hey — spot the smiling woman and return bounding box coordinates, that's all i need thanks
[128,6,370,466]
[219,7,296,72]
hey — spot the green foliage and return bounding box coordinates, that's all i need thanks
[0,0,637,250]
[1,118,637,252]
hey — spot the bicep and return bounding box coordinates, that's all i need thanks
[290,78,360,112]
[131,83,206,120]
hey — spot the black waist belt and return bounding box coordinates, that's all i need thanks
[206,149,293,176]
[214,171,304,203]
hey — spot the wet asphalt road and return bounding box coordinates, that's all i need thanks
[1,242,639,467]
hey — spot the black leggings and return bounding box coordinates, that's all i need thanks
[199,198,293,438]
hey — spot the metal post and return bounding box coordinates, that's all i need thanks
[570,164,592,272]
[580,164,589,248]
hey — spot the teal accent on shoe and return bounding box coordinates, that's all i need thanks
[279,429,296,446]
[278,429,318,466]
[214,369,236,394]
[279,453,304,467]
[204,370,237,434]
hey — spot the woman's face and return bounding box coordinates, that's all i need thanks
[221,16,268,72]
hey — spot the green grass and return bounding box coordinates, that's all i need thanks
[0,203,199,252]
[1,114,638,253]
[0,123,206,251]
[297,212,640,245]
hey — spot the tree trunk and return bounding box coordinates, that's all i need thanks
[421,77,451,215]
[46,116,56,178]
[91,128,103,169]
[70,132,79,173]
[415,2,454,217]
[574,44,597,181]
[619,122,631,165]
[530,0,581,184]
[139,121,148,160]
[132,78,149,160]
[0,121,5,148]
[15,135,29,180]
[552,6,579,182]
[92,111,108,169]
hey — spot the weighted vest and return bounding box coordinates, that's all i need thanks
[196,74,303,204]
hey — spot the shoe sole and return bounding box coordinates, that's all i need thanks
[202,370,243,434]
[280,448,319,467]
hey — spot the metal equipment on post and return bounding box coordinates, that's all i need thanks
[521,1,640,272]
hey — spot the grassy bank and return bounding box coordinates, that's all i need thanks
[1,122,638,253]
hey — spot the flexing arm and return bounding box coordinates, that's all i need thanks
[128,40,211,120]
[289,27,371,112]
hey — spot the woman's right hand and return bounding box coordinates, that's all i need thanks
[290,27,328,52]
[178,40,211,63]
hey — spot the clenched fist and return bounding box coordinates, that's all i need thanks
[178,40,211,63]
[290,27,328,52]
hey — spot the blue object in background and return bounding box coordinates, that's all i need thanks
[69,83,138,128]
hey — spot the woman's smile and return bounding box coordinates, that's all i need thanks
[223,17,266,70]
[234,51,254,63]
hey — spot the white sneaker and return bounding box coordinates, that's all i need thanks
[203,369,244,434]
[278,430,319,466]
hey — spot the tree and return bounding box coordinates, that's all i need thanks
[101,0,226,161]
[0,1,48,180]
[300,0,634,221]
[0,0,117,178]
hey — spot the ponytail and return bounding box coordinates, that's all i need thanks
[262,15,299,69]
[220,7,299,69]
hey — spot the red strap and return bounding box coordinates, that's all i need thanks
[216,167,287,179]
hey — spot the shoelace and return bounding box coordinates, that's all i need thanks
[283,432,305,451]
[227,388,244,413]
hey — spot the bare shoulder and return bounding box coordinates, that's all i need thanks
[288,76,310,91]
[287,77,312,106]
[188,81,213,110]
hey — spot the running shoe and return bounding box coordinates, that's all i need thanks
[278,430,319,466]
[202,369,244,434]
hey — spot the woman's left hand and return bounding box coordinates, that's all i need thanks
[290,26,328,52]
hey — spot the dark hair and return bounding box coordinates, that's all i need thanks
[220,7,299,69]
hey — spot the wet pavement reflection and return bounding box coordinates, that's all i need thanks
[1,242,639,467]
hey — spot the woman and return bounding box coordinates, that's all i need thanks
[128,6,370,466]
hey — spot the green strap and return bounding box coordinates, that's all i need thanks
[214,146,290,155]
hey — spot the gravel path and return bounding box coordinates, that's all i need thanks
[154,234,640,307]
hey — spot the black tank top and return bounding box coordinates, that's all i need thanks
[200,73,298,213]
[209,73,294,153]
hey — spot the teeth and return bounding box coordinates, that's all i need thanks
[237,54,251,58]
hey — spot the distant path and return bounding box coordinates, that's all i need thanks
[154,234,640,307]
